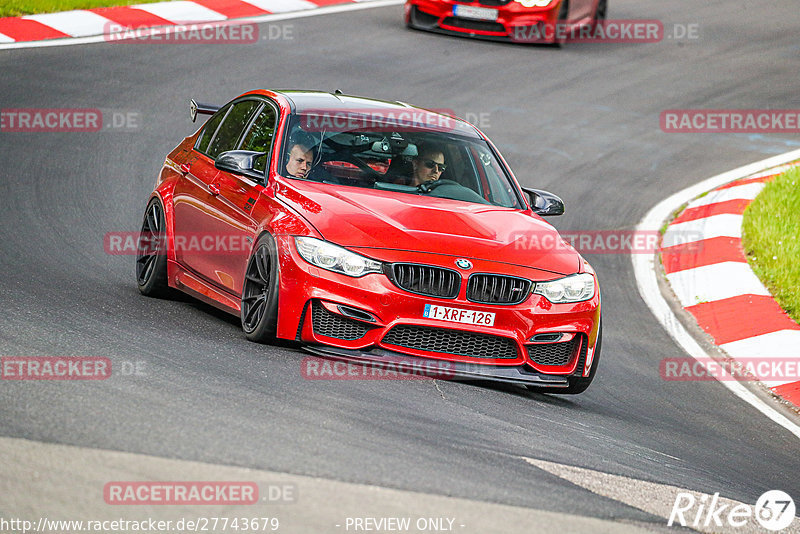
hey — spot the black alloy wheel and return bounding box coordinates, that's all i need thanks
[136,199,170,297]
[241,234,280,342]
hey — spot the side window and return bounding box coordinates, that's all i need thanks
[238,104,278,173]
[480,151,517,207]
[195,103,231,155]
[206,100,260,159]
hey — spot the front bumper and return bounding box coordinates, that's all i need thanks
[405,0,562,44]
[275,235,601,379]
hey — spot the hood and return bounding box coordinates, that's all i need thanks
[275,180,579,276]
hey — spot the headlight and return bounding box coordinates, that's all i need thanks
[294,237,383,277]
[513,0,556,7]
[533,273,595,303]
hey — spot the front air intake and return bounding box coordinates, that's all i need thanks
[382,325,518,359]
[312,301,371,340]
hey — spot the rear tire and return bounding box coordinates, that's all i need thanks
[136,198,170,298]
[241,233,280,343]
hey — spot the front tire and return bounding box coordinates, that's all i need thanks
[553,0,569,47]
[560,323,601,394]
[591,0,607,31]
[241,233,280,343]
[527,321,602,395]
[136,198,170,298]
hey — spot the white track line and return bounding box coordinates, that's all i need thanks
[632,148,800,440]
[523,457,796,534]
[0,0,405,50]
[3,436,650,534]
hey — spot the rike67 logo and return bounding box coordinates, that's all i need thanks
[668,490,795,531]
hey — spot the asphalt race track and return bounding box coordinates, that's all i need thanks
[1,0,800,531]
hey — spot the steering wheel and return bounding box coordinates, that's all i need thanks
[416,179,490,204]
[417,179,459,193]
[317,138,384,182]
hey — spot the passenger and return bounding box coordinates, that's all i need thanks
[284,142,314,179]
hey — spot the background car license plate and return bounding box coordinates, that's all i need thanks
[453,5,499,21]
[424,304,495,326]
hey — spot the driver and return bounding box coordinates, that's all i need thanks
[409,144,447,186]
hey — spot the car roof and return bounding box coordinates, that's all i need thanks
[270,90,482,138]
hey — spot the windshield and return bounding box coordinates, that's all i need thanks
[278,113,524,209]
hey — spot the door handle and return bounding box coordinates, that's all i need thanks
[209,183,221,195]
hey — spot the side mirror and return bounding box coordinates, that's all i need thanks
[215,150,266,182]
[521,187,565,216]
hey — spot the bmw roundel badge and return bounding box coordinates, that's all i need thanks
[455,259,473,270]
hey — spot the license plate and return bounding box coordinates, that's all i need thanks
[423,304,495,326]
[453,5,499,21]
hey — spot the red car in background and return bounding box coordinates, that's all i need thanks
[136,90,602,394]
[405,0,606,44]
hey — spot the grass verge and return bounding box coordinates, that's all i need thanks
[741,166,800,324]
[1,0,165,17]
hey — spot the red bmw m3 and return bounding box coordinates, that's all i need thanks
[136,90,602,393]
[404,0,606,44]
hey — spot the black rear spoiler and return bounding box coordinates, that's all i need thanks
[190,98,220,122]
